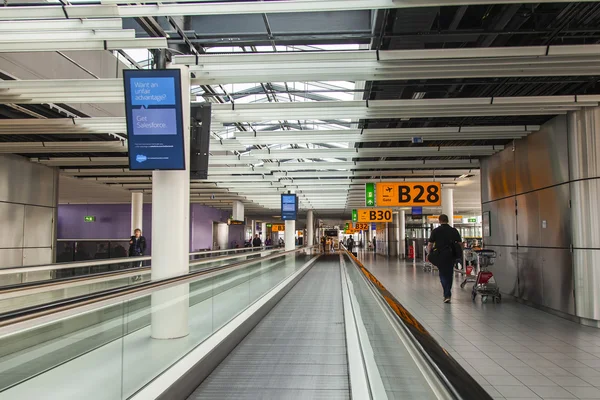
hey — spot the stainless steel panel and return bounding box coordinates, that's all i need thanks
[485,197,516,247]
[568,107,600,180]
[0,248,23,268]
[541,249,575,315]
[480,157,492,203]
[0,202,24,248]
[22,247,53,266]
[515,115,569,194]
[516,192,540,247]
[23,205,54,248]
[570,179,600,249]
[572,249,600,321]
[480,147,515,203]
[537,184,571,248]
[516,247,544,305]
[487,245,519,298]
[0,154,58,207]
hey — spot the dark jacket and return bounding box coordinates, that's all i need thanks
[252,237,262,247]
[428,224,462,269]
[129,236,147,256]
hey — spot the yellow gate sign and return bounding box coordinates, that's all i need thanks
[356,208,393,223]
[376,182,441,207]
[354,222,370,231]
[272,224,285,232]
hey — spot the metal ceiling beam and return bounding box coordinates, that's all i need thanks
[211,96,600,123]
[1,0,593,20]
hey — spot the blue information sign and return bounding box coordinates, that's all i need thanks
[123,69,186,170]
[412,206,423,215]
[281,194,297,221]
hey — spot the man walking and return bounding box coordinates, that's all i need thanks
[347,236,355,254]
[427,214,462,303]
[252,234,262,248]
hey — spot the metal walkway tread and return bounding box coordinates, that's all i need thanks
[188,257,349,400]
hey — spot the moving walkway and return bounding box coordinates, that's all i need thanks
[0,248,490,400]
[0,246,276,314]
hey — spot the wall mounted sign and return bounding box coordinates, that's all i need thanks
[123,69,186,171]
[281,194,297,221]
[354,223,369,231]
[376,182,441,207]
[412,206,423,215]
[272,224,285,232]
[84,216,96,222]
[356,208,393,223]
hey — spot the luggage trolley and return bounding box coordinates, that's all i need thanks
[459,249,478,288]
[471,249,501,303]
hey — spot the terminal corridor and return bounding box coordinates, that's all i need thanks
[360,252,600,400]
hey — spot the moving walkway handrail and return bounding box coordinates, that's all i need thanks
[0,246,274,274]
[0,246,316,335]
[344,251,492,400]
[0,248,280,293]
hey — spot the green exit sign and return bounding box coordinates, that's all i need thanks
[84,216,96,222]
[468,218,477,223]
[266,223,272,228]
[352,209,358,222]
[365,183,375,206]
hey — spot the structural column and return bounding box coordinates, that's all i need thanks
[261,222,267,242]
[442,186,455,227]
[151,64,190,339]
[388,213,399,257]
[232,200,244,221]
[131,192,144,233]
[399,210,406,258]
[306,210,314,247]
[284,220,295,251]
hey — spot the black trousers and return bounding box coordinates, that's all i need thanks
[439,266,454,298]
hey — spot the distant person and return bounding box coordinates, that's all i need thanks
[265,237,272,247]
[129,229,147,257]
[252,234,262,247]
[347,236,355,253]
[426,214,463,304]
[372,236,377,252]
[321,236,327,253]
[278,237,285,248]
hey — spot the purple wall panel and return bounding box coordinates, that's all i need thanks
[228,225,245,248]
[190,204,229,251]
[57,204,153,253]
[58,203,231,253]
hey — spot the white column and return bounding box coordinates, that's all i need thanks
[306,210,314,246]
[232,200,244,221]
[261,222,267,241]
[399,210,406,258]
[251,219,256,238]
[131,192,143,233]
[217,223,228,250]
[151,64,190,340]
[442,186,455,227]
[284,220,295,251]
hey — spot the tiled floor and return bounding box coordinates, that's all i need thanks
[358,251,600,400]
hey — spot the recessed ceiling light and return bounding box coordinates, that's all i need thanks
[412,92,426,100]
